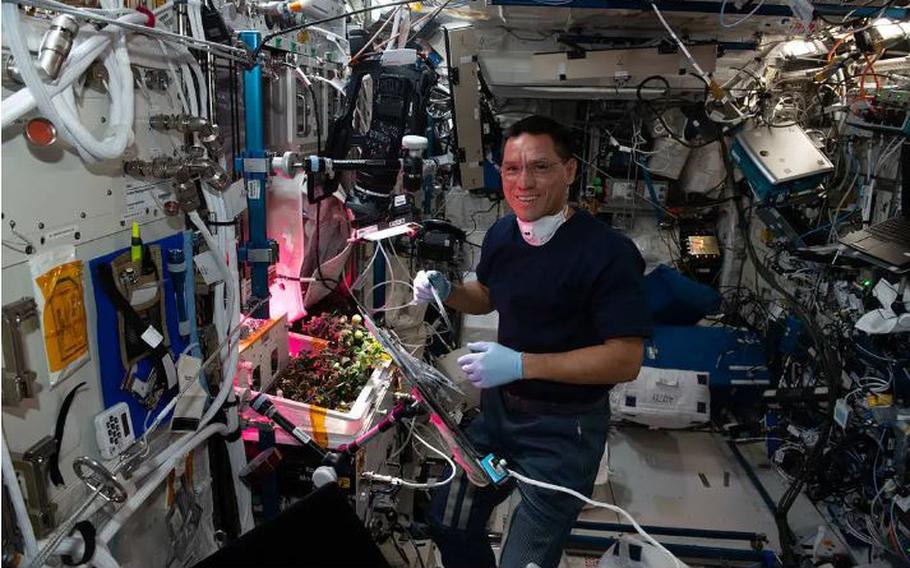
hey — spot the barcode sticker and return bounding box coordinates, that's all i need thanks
[141,326,164,348]
[247,179,262,200]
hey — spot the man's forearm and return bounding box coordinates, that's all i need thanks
[522,338,644,385]
[445,280,493,315]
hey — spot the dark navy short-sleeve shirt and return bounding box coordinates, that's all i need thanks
[476,209,651,403]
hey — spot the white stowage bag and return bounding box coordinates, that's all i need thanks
[267,174,308,323]
[609,367,711,430]
[599,535,690,568]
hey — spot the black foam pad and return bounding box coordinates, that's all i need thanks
[193,484,390,568]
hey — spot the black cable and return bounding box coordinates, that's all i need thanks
[720,137,840,565]
[465,199,500,240]
[253,0,420,61]
[500,26,554,42]
[303,76,344,297]
[635,75,720,149]
[305,82,322,155]
[313,199,343,295]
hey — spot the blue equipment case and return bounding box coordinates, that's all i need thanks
[644,325,771,388]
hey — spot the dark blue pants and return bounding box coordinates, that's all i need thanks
[427,388,610,568]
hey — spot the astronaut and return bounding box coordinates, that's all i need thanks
[414,115,651,568]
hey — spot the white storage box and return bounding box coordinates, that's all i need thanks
[609,366,710,429]
[240,332,392,449]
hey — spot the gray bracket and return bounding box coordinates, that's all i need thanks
[2,297,38,406]
[11,436,58,538]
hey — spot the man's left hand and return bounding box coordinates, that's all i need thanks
[457,341,523,389]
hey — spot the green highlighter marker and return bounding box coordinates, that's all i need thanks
[130,222,143,263]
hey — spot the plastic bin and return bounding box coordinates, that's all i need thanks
[240,332,391,449]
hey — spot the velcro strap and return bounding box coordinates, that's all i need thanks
[61,521,96,566]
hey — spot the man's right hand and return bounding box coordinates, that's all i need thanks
[413,270,451,304]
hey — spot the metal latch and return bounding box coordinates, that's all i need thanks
[2,297,38,406]
[11,436,58,538]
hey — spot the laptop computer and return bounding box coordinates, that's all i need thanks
[839,142,910,270]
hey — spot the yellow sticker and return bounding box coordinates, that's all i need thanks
[296,31,310,43]
[309,405,329,449]
[34,260,89,373]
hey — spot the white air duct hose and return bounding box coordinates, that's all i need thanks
[2,435,39,562]
[3,3,135,161]
[1,11,146,127]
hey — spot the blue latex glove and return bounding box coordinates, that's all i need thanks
[457,341,524,389]
[413,270,451,304]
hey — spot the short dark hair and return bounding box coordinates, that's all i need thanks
[503,115,576,161]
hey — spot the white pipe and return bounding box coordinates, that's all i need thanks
[187,2,208,118]
[155,38,190,116]
[99,422,227,543]
[396,8,410,49]
[311,74,346,96]
[306,26,350,56]
[8,0,245,61]
[188,210,234,363]
[179,62,199,117]
[37,537,120,568]
[388,8,401,51]
[2,434,39,561]
[153,1,174,15]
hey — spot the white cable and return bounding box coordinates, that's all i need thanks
[507,469,684,568]
[720,0,766,28]
[98,422,227,542]
[187,58,207,120]
[367,279,418,312]
[2,435,38,562]
[363,429,456,489]
[649,2,715,94]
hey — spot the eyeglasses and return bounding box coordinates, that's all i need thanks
[501,159,567,181]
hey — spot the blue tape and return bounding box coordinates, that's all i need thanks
[89,232,190,436]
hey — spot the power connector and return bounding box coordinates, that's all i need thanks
[480,453,509,484]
